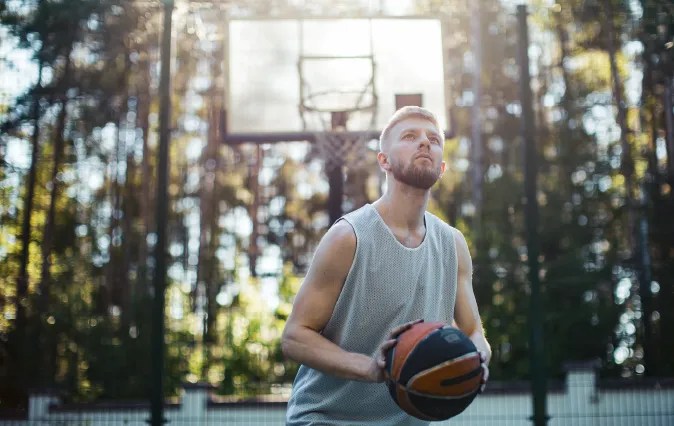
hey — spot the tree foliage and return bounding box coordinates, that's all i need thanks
[0,0,672,411]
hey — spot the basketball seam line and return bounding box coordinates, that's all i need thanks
[439,365,483,387]
[394,322,445,382]
[402,352,481,399]
[408,351,480,384]
[402,385,480,400]
[395,382,441,422]
[390,356,482,397]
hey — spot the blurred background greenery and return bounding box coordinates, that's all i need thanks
[0,0,672,413]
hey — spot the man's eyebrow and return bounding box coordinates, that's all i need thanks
[399,127,441,139]
[421,128,442,139]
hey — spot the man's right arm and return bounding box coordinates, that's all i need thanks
[281,220,421,382]
[281,220,382,382]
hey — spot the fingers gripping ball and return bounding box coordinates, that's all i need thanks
[385,321,483,421]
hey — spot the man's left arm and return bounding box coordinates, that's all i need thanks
[451,228,491,386]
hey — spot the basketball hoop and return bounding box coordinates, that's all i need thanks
[302,87,377,172]
[295,18,379,172]
[314,131,373,171]
[225,16,449,223]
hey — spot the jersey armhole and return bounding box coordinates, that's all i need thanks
[322,217,360,328]
[334,217,359,282]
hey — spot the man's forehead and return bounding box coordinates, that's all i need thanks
[392,117,441,134]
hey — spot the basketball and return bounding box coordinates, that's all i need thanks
[385,321,483,421]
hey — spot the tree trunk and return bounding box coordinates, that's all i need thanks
[107,46,133,322]
[137,50,153,298]
[105,119,121,315]
[37,41,73,385]
[470,0,483,235]
[16,59,44,332]
[196,101,219,377]
[12,54,46,397]
[122,107,136,330]
[535,46,550,174]
[663,78,674,182]
[38,97,69,314]
[554,7,575,195]
[197,38,228,378]
[604,0,655,375]
[603,0,635,217]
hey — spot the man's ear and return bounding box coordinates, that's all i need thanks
[377,152,391,171]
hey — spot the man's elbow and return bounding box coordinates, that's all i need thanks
[281,323,298,360]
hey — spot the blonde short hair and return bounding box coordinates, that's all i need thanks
[379,106,443,151]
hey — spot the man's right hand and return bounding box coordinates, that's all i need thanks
[366,319,424,383]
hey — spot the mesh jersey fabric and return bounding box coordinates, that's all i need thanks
[286,203,459,425]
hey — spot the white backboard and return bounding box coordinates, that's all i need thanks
[227,18,447,134]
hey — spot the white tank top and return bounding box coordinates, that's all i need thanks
[286,203,459,425]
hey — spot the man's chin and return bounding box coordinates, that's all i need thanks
[396,172,439,190]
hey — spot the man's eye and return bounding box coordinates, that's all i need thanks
[430,137,440,144]
[403,133,415,140]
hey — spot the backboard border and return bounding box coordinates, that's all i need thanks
[223,14,454,145]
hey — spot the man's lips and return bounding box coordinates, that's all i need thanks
[415,153,433,161]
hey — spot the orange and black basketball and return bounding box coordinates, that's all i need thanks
[385,321,483,421]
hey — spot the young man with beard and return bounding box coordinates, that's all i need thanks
[282,106,491,425]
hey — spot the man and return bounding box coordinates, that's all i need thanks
[282,106,491,425]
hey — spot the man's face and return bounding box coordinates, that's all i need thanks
[385,116,446,190]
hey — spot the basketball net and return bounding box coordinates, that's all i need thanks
[314,131,372,171]
[297,17,378,173]
[301,87,378,172]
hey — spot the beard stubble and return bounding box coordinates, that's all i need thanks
[390,156,441,190]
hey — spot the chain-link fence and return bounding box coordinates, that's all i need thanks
[1,366,672,425]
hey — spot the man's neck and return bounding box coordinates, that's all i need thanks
[373,181,429,231]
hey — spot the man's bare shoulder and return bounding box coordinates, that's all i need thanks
[449,227,472,270]
[450,227,468,246]
[320,219,357,253]
[303,220,356,289]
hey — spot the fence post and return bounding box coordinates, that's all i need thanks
[517,5,548,426]
[27,389,59,421]
[150,0,174,425]
[564,361,599,402]
[180,383,212,424]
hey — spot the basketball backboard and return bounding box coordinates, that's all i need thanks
[225,17,449,141]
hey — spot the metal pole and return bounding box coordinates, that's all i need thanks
[150,1,173,425]
[327,166,344,226]
[249,145,262,276]
[328,112,347,225]
[517,6,548,426]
